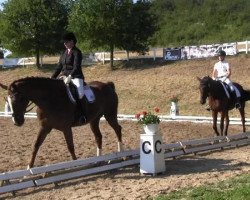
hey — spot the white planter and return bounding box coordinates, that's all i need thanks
[170,102,179,117]
[143,123,159,134]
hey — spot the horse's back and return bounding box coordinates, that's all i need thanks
[88,81,114,90]
[88,81,118,112]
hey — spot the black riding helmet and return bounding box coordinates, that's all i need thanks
[218,50,226,57]
[62,32,77,44]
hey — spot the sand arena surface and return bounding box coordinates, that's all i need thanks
[0,118,249,199]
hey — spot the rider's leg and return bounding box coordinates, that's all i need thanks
[225,79,241,109]
[72,78,87,123]
[233,85,241,109]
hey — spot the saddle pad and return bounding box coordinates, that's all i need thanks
[84,85,95,103]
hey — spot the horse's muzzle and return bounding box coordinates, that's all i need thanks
[200,99,206,105]
[12,115,25,126]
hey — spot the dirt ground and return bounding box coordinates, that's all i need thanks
[0,117,249,200]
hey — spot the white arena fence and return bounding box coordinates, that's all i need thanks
[0,132,249,196]
[0,41,249,68]
[1,112,250,125]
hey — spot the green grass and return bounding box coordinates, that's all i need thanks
[153,174,250,200]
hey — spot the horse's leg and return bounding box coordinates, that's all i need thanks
[220,111,225,136]
[239,106,246,132]
[29,126,52,168]
[224,111,230,136]
[63,128,77,160]
[104,114,123,152]
[89,117,103,156]
[212,111,220,136]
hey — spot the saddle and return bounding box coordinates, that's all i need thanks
[220,82,233,99]
[66,82,95,104]
[65,81,95,125]
[219,81,241,108]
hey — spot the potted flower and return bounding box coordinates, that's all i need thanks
[169,95,179,103]
[135,108,160,134]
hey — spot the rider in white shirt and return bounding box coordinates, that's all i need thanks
[212,50,241,109]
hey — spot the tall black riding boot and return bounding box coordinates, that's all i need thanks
[235,97,241,109]
[233,92,241,109]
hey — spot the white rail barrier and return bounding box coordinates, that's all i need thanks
[1,112,250,125]
[0,132,249,196]
[237,40,249,54]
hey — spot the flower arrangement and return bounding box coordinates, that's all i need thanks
[135,108,160,125]
[169,95,179,103]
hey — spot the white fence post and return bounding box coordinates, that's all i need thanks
[246,40,248,54]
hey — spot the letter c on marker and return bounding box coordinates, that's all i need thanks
[155,140,162,153]
[142,141,151,154]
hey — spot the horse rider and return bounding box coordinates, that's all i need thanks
[51,32,86,123]
[211,50,241,109]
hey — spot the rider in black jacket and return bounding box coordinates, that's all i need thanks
[51,32,86,123]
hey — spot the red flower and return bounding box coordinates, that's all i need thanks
[154,107,160,113]
[135,113,140,119]
[142,111,147,116]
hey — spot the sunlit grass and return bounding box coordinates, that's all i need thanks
[1,55,250,117]
[154,173,250,200]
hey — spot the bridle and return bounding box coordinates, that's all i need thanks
[5,92,35,117]
[200,77,211,102]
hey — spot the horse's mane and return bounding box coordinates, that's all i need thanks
[9,77,63,94]
[11,76,60,86]
[12,76,56,84]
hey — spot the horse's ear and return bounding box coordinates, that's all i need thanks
[0,83,8,90]
[196,77,201,81]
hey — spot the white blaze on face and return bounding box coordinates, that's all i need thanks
[7,95,15,123]
[7,96,14,113]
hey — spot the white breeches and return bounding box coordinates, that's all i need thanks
[220,77,241,97]
[71,78,84,99]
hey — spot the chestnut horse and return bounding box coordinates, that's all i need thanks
[197,76,250,136]
[3,77,123,168]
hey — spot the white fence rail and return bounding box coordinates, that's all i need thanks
[0,132,249,196]
[1,41,248,68]
[1,112,250,125]
[237,40,249,54]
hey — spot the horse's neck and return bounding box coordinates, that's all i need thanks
[20,80,61,107]
[210,81,225,98]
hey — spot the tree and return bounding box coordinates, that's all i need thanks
[151,0,250,46]
[69,0,156,69]
[119,0,156,57]
[0,0,68,67]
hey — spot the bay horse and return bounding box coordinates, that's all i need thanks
[197,76,250,136]
[3,77,123,168]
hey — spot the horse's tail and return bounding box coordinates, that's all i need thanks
[107,81,115,91]
[243,90,250,101]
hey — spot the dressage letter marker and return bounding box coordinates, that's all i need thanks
[140,132,166,175]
